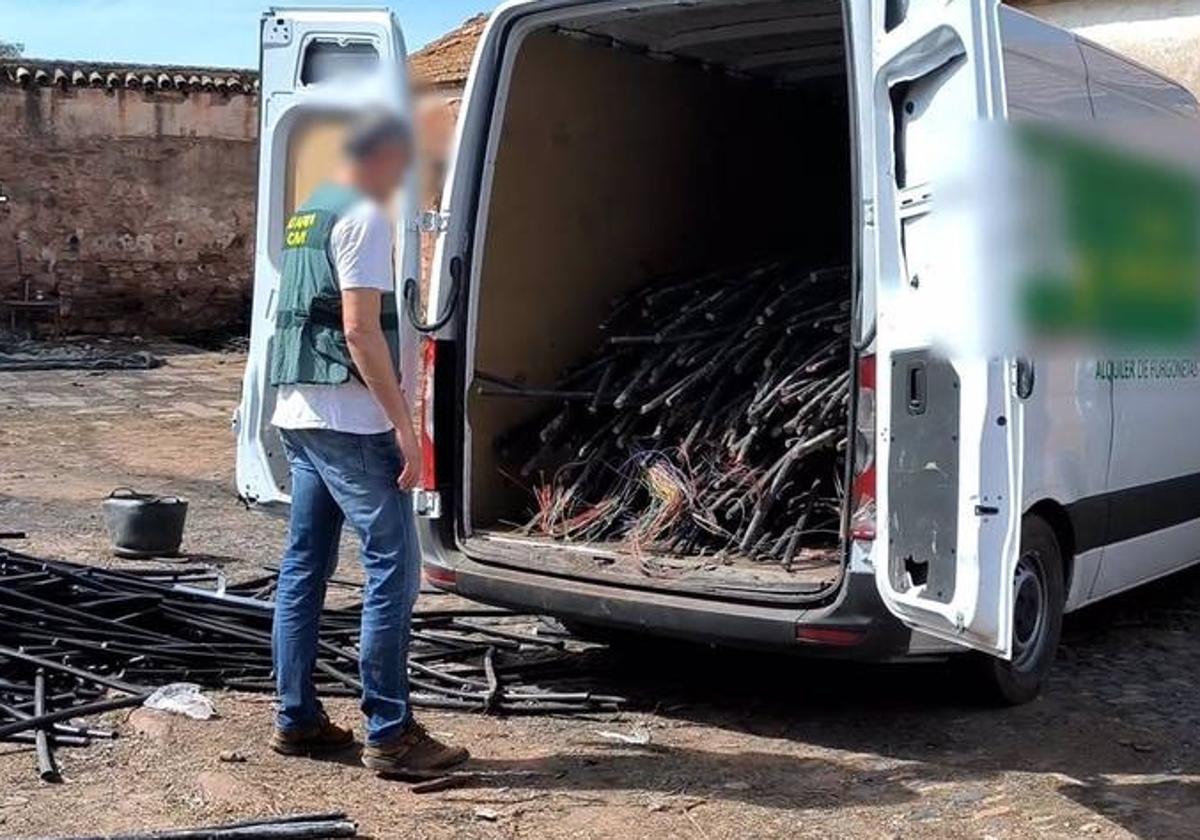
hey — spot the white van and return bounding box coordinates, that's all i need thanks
[237,1,1200,704]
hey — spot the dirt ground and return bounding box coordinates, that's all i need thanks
[1,348,1198,840]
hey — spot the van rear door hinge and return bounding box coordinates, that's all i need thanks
[410,211,450,235]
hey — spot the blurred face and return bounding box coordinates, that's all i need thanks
[355,141,411,203]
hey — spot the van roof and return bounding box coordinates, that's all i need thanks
[1004,3,1196,104]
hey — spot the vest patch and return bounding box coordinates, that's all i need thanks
[285,212,319,248]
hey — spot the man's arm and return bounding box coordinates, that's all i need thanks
[343,288,421,489]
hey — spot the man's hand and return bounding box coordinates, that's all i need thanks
[342,287,423,492]
[395,428,422,491]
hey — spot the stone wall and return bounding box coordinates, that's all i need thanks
[0,82,257,336]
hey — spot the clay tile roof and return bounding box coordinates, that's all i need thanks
[410,13,488,91]
[0,59,258,96]
[2,13,488,99]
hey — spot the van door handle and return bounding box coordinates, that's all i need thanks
[404,255,463,334]
[907,362,926,415]
[1016,358,1035,399]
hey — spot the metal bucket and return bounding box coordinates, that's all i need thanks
[102,488,188,558]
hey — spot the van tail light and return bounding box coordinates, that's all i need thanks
[423,561,458,591]
[418,337,437,491]
[849,353,876,542]
[795,625,867,647]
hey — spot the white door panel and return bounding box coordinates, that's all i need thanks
[1097,516,1200,598]
[871,0,1025,657]
[1019,357,1112,605]
[235,8,416,507]
[1096,365,1200,596]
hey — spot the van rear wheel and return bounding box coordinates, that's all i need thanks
[971,515,1065,705]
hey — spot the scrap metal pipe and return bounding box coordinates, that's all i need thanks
[0,549,624,784]
[0,694,150,741]
[33,669,61,783]
[26,814,359,840]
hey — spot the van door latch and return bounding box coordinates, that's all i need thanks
[411,211,450,235]
[413,489,442,519]
[906,362,927,415]
[1015,358,1035,399]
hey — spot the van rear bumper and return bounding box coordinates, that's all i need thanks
[420,538,929,661]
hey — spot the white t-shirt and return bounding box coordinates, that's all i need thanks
[271,197,397,434]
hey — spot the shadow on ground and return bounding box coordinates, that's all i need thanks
[449,563,1200,837]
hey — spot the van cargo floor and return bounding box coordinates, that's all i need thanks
[465,530,841,602]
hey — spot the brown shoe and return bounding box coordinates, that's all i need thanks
[362,720,469,776]
[271,711,356,756]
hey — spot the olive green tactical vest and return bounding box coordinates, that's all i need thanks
[269,183,401,387]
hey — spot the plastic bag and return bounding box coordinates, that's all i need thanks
[143,682,217,720]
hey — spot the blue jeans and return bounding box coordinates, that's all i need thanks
[273,427,419,745]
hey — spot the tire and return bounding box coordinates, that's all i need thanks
[971,514,1065,706]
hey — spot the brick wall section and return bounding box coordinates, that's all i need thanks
[409,14,482,310]
[414,92,464,302]
[0,84,258,336]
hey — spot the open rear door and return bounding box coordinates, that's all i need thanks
[235,8,418,507]
[870,0,1024,657]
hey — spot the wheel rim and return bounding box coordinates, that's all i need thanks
[1011,549,1048,671]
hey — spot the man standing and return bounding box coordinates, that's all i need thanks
[267,110,467,775]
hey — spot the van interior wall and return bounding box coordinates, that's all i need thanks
[470,29,851,528]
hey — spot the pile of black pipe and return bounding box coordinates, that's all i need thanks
[0,550,622,780]
[491,259,850,567]
[28,812,358,840]
[0,340,162,372]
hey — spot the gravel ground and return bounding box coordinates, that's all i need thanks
[0,348,1197,839]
